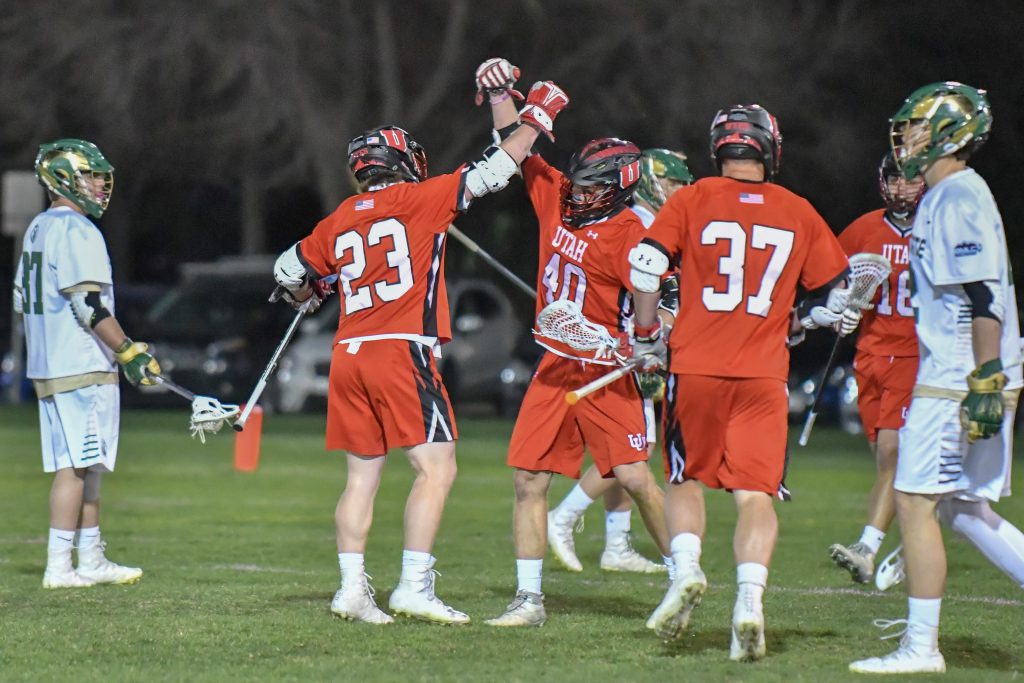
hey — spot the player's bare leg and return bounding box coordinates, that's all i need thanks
[610,462,669,556]
[389,441,468,624]
[648,480,707,640]
[547,465,614,571]
[728,490,776,662]
[487,469,551,627]
[601,470,666,575]
[75,469,142,585]
[43,467,94,588]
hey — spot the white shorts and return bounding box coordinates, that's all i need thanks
[39,383,120,473]
[896,395,1014,502]
[644,397,656,444]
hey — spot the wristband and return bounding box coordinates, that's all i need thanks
[488,90,511,104]
[634,322,661,341]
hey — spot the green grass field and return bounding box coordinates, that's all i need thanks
[1,405,1022,682]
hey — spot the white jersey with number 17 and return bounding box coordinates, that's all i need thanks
[15,208,116,380]
[909,168,1022,391]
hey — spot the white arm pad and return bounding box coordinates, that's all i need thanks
[69,291,95,329]
[465,146,518,198]
[628,243,670,293]
[274,244,309,292]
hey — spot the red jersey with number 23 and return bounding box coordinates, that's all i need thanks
[837,208,917,357]
[646,177,849,381]
[299,169,467,346]
[523,155,646,364]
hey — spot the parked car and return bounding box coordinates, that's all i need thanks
[276,278,533,415]
[788,363,861,435]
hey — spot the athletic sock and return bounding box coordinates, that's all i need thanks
[736,562,768,604]
[858,525,886,555]
[337,552,365,590]
[553,484,594,521]
[907,597,941,652]
[670,532,702,571]
[78,525,101,549]
[47,528,76,572]
[941,499,1024,587]
[605,510,631,546]
[400,549,433,584]
[516,558,543,594]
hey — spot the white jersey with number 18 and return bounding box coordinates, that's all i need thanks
[909,168,1022,391]
[15,207,117,380]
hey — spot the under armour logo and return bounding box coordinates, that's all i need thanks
[587,230,598,239]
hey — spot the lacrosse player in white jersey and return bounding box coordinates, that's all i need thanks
[851,83,1024,675]
[13,139,161,589]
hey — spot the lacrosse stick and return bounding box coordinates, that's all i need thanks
[448,225,537,300]
[799,253,892,446]
[144,370,240,444]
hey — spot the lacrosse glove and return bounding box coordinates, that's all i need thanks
[633,323,667,371]
[114,339,161,387]
[637,372,666,400]
[960,359,1007,443]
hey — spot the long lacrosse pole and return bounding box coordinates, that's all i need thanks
[798,333,843,447]
[448,225,536,300]
[565,356,646,405]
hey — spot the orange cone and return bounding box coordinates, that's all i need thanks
[233,404,263,472]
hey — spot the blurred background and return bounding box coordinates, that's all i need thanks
[1,0,1022,424]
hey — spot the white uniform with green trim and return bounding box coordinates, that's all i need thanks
[14,207,120,472]
[896,169,1021,501]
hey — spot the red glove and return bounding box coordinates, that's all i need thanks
[474,58,524,106]
[519,81,569,141]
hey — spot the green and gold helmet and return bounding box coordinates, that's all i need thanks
[35,138,114,218]
[635,148,695,210]
[889,82,991,180]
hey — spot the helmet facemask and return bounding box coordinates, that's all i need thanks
[635,149,694,210]
[879,153,925,221]
[559,138,642,229]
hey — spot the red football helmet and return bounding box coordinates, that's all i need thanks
[559,137,642,228]
[709,105,782,181]
[348,125,428,184]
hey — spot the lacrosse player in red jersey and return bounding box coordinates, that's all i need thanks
[271,80,567,625]
[629,105,855,660]
[471,58,671,628]
[826,153,924,589]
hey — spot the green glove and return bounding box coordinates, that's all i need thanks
[637,372,665,400]
[114,339,162,387]
[960,359,1007,443]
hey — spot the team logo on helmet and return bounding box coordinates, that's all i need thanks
[35,138,114,218]
[559,138,642,229]
[709,105,782,181]
[348,125,428,184]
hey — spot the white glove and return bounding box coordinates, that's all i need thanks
[474,58,524,106]
[826,287,852,312]
[13,285,23,314]
[800,306,842,330]
[632,325,667,371]
[834,308,862,337]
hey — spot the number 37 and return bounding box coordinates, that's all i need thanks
[701,221,794,316]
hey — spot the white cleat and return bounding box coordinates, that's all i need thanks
[829,541,875,584]
[42,568,96,589]
[485,590,546,627]
[600,535,667,574]
[77,541,143,585]
[388,564,469,625]
[330,575,393,624]
[729,589,766,662]
[645,564,706,640]
[547,511,583,572]
[849,619,945,674]
[874,545,905,591]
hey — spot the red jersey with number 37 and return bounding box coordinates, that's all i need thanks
[299,169,467,345]
[837,209,918,358]
[646,177,849,381]
[523,155,646,364]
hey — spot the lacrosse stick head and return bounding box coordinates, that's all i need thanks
[535,299,621,360]
[189,396,240,444]
[847,253,893,310]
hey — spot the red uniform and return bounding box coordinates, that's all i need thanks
[299,171,468,454]
[837,209,918,442]
[645,177,849,493]
[508,155,650,477]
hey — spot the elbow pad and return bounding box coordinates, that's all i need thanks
[628,240,670,293]
[274,243,313,292]
[70,291,111,329]
[963,281,1004,322]
[464,145,518,198]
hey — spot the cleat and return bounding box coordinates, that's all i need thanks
[829,541,875,584]
[330,574,393,624]
[874,545,905,591]
[42,568,96,589]
[77,540,143,585]
[646,563,706,640]
[485,590,546,627]
[600,535,667,574]
[547,511,583,572]
[388,561,469,625]
[729,588,766,662]
[850,619,945,674]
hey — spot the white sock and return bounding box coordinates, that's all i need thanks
[907,597,941,651]
[400,549,433,584]
[47,528,76,571]
[737,562,768,603]
[858,525,886,555]
[337,552,365,589]
[553,484,594,520]
[670,532,702,569]
[605,510,631,545]
[663,555,676,582]
[78,525,101,549]
[939,499,1024,588]
[516,558,543,594]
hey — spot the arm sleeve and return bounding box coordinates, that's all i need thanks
[929,191,1002,286]
[798,209,849,291]
[55,220,114,291]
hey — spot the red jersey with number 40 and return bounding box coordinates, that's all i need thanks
[523,155,646,364]
[299,169,466,345]
[646,177,849,381]
[837,209,918,358]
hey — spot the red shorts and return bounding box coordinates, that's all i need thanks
[507,353,650,478]
[853,351,917,442]
[662,374,788,495]
[326,340,457,455]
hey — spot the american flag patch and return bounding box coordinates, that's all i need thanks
[355,198,374,211]
[739,192,764,204]
[365,136,379,144]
